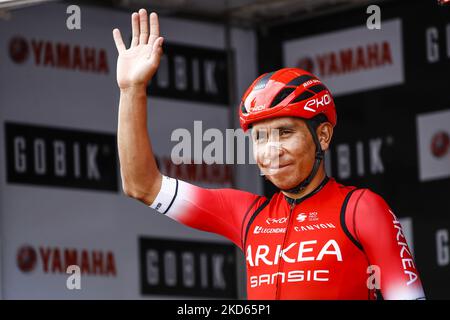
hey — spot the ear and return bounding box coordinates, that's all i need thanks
[317,122,333,151]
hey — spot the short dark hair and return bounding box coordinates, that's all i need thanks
[307,114,329,131]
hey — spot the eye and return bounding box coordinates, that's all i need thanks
[279,129,292,136]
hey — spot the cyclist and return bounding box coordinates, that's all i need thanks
[113,9,425,300]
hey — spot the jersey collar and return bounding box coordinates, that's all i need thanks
[283,176,330,206]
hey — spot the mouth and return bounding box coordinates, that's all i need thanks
[261,163,292,175]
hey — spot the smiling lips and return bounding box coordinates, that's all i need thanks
[262,163,292,175]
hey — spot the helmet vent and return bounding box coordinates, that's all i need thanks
[286,74,315,87]
[270,87,295,108]
[291,91,314,104]
[309,84,327,93]
[240,101,247,114]
[253,72,275,91]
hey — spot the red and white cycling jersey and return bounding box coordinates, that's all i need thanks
[149,175,425,300]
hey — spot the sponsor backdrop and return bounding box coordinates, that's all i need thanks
[258,0,450,299]
[0,2,260,298]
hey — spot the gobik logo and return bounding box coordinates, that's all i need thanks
[5,122,118,191]
[139,237,237,298]
[148,42,229,105]
[326,135,394,181]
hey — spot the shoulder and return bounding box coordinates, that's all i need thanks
[350,188,396,237]
[326,177,359,197]
[329,178,388,208]
[340,184,393,234]
[353,188,390,212]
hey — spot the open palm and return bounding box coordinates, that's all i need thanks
[113,9,164,89]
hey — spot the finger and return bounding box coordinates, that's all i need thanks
[112,28,126,53]
[139,8,149,44]
[149,37,164,65]
[148,12,160,46]
[131,12,139,47]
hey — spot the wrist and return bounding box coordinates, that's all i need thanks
[119,84,147,95]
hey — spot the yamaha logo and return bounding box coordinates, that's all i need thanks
[16,245,117,276]
[9,36,29,64]
[296,57,315,73]
[8,36,109,74]
[295,41,393,78]
[17,245,37,273]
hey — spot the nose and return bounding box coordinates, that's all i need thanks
[260,140,283,167]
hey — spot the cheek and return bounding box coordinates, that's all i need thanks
[284,134,310,158]
[284,139,302,154]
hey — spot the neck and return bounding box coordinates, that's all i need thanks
[281,165,327,200]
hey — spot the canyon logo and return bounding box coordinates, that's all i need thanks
[284,19,404,96]
[17,245,117,276]
[9,36,109,74]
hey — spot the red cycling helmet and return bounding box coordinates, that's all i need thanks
[239,68,336,131]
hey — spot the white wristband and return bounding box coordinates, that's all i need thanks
[149,175,178,214]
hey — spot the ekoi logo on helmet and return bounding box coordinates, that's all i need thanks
[303,93,332,113]
[250,104,266,112]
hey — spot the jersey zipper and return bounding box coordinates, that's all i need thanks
[272,177,329,299]
[274,200,296,300]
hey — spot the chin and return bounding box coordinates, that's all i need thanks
[268,176,299,191]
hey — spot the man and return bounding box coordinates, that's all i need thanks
[113,9,426,300]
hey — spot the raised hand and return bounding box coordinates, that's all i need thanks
[112,9,164,90]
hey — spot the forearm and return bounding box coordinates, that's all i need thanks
[117,85,161,204]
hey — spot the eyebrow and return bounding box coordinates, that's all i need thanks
[253,124,296,135]
[274,125,295,130]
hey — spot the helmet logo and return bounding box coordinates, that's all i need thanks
[303,79,321,88]
[304,94,331,112]
[251,104,266,112]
